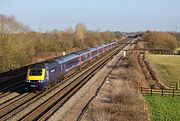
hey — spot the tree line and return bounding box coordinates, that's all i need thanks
[0,14,121,72]
[143,31,178,50]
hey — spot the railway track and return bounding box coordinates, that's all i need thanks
[20,40,132,121]
[0,72,26,85]
[0,38,130,93]
[76,39,135,121]
[0,62,29,80]
[22,48,114,121]
[0,84,25,99]
[0,73,27,100]
[0,71,27,95]
[0,73,81,121]
[0,38,132,121]
[77,55,124,121]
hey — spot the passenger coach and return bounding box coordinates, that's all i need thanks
[26,41,116,91]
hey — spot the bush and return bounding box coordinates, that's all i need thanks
[0,14,121,72]
[0,14,34,72]
[144,32,177,50]
[171,32,180,47]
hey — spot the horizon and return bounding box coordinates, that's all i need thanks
[0,0,180,32]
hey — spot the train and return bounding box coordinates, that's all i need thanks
[26,42,117,91]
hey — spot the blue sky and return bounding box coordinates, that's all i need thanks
[0,0,179,32]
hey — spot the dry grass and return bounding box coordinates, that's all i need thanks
[83,51,149,121]
[85,80,149,121]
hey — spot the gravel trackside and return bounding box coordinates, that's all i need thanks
[81,54,150,121]
[47,50,124,121]
[0,92,22,104]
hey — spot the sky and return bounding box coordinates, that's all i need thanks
[0,0,180,32]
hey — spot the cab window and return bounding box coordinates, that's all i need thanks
[30,69,42,76]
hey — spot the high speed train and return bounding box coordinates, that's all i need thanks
[26,42,116,91]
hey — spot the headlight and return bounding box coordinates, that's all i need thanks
[39,80,43,83]
[27,80,30,82]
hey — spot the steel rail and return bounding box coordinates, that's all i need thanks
[21,40,131,121]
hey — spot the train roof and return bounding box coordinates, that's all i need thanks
[43,59,59,69]
[55,53,79,62]
[72,49,90,55]
[94,45,103,49]
[100,44,108,47]
[29,63,45,69]
[53,58,64,64]
[106,42,113,45]
[29,59,59,69]
[86,47,97,51]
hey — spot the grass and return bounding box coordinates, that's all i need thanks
[144,95,180,121]
[84,52,149,121]
[176,47,180,50]
[175,48,180,54]
[145,54,180,121]
[146,54,180,83]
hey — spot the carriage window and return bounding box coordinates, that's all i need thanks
[67,58,79,69]
[30,69,42,76]
[82,54,90,62]
[92,51,97,57]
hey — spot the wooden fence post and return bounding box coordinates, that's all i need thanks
[151,87,152,95]
[177,82,179,90]
[173,89,174,97]
[176,82,178,90]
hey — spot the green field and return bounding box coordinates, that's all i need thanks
[145,54,180,121]
[144,95,180,121]
[146,54,180,83]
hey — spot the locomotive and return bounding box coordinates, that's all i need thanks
[26,42,116,91]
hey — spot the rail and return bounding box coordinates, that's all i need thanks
[0,38,132,121]
[20,40,127,121]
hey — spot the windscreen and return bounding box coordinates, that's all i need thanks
[29,69,42,76]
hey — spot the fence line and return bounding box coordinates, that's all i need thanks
[143,53,179,90]
[161,77,179,90]
[140,87,180,97]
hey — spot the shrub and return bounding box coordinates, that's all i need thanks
[144,32,177,50]
[0,15,121,72]
[0,14,34,72]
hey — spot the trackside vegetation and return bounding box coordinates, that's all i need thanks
[143,31,177,50]
[83,51,149,121]
[144,54,180,121]
[144,95,180,121]
[0,14,122,73]
[171,32,180,47]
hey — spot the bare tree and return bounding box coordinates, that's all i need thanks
[144,32,177,50]
[74,23,86,48]
[0,14,29,33]
[0,14,33,72]
[75,23,85,40]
